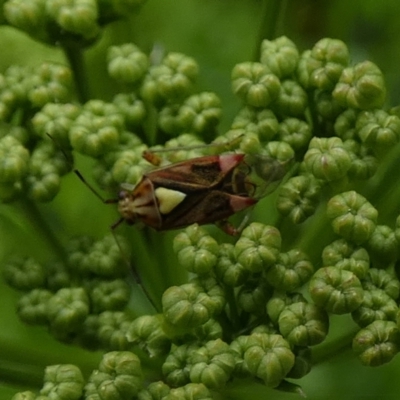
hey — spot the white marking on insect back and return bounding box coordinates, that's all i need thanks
[218,154,244,173]
[154,187,187,214]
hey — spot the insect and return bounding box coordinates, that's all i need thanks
[108,150,288,235]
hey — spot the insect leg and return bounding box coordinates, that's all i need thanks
[109,225,159,311]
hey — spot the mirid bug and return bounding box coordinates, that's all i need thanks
[50,132,288,235]
[109,151,288,235]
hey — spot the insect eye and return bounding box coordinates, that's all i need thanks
[118,190,127,200]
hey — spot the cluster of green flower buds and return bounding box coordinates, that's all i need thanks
[3,0,148,45]
[4,234,133,349]
[3,20,400,398]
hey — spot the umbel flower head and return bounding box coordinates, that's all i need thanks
[2,22,400,399]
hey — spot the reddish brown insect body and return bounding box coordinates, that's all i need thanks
[117,153,257,232]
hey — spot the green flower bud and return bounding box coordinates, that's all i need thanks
[107,43,148,83]
[251,324,278,335]
[237,130,261,154]
[0,136,29,183]
[3,65,31,107]
[17,288,52,325]
[178,92,221,139]
[46,287,90,335]
[4,0,48,42]
[353,321,400,366]
[363,268,400,300]
[40,364,84,400]
[162,280,223,328]
[214,243,249,287]
[297,38,349,90]
[234,223,281,273]
[111,146,148,186]
[352,289,398,328]
[46,261,72,292]
[367,225,398,266]
[127,314,171,358]
[84,234,129,278]
[277,174,321,224]
[263,141,294,163]
[85,351,143,399]
[113,93,146,129]
[260,36,299,78]
[137,381,170,400]
[229,335,253,378]
[243,333,295,387]
[173,225,219,275]
[327,191,378,244]
[343,139,378,180]
[278,302,329,346]
[0,124,29,145]
[231,62,280,107]
[69,100,124,157]
[266,291,307,324]
[89,279,130,313]
[97,311,132,351]
[192,276,226,314]
[275,80,308,118]
[10,391,36,400]
[189,339,236,389]
[265,249,314,292]
[46,0,100,40]
[278,117,311,152]
[163,343,199,387]
[309,266,364,314]
[356,109,400,151]
[3,256,46,291]
[314,90,343,120]
[140,64,171,106]
[162,52,198,96]
[67,235,95,275]
[163,134,205,163]
[231,107,279,142]
[237,279,271,316]
[28,63,72,107]
[159,104,185,136]
[165,383,211,400]
[192,318,223,342]
[334,109,358,140]
[25,143,64,202]
[333,60,386,110]
[32,103,81,148]
[322,239,369,279]
[304,137,351,181]
[141,53,198,105]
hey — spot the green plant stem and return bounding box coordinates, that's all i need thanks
[62,43,90,103]
[14,198,67,261]
[363,142,400,219]
[0,359,43,390]
[255,0,288,59]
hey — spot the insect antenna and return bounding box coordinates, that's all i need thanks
[143,134,245,162]
[46,134,159,311]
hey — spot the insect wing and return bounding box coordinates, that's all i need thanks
[139,153,255,230]
[157,189,257,230]
[145,154,246,192]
